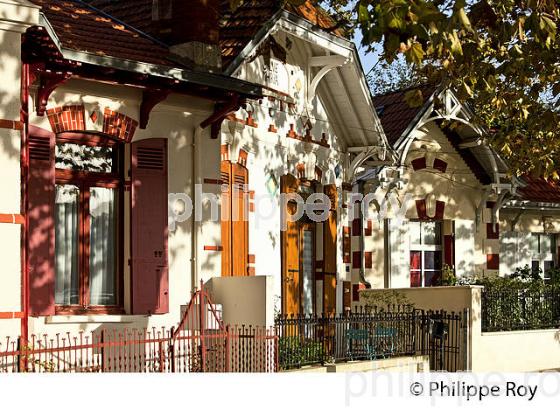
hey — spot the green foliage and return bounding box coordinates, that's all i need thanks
[309,0,560,178]
[360,289,413,309]
[441,264,457,286]
[478,269,560,331]
[278,336,324,369]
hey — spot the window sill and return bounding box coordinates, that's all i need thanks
[45,314,149,325]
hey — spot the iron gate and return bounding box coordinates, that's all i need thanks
[415,309,469,372]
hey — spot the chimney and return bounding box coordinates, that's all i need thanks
[153,0,222,71]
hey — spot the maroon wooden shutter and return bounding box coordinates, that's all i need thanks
[131,138,169,314]
[28,125,56,316]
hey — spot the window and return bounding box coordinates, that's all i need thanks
[410,221,443,287]
[54,136,123,313]
[530,233,556,278]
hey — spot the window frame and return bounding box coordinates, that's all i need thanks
[54,132,125,315]
[409,220,443,287]
[530,233,556,279]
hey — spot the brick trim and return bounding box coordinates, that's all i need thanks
[0,213,25,225]
[0,119,23,130]
[238,149,248,167]
[103,108,138,143]
[204,245,223,252]
[0,312,24,320]
[46,105,86,133]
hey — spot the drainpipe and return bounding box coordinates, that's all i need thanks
[20,62,30,345]
[357,180,371,289]
[191,126,203,293]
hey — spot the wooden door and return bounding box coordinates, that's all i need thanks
[323,273,337,315]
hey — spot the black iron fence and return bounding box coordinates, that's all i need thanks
[481,285,560,332]
[275,307,467,371]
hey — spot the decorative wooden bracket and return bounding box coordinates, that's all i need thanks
[200,94,246,139]
[36,70,72,116]
[140,89,171,129]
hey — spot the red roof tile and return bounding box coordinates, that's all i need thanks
[371,85,436,146]
[518,176,560,203]
[83,0,344,69]
[30,0,172,66]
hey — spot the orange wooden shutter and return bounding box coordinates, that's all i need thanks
[323,184,337,274]
[220,160,232,277]
[232,163,249,276]
[281,174,300,315]
[323,184,338,315]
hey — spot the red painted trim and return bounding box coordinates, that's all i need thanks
[352,283,365,302]
[268,124,277,133]
[245,112,257,128]
[139,89,170,129]
[365,220,373,236]
[352,251,361,269]
[287,124,300,139]
[0,119,24,130]
[248,254,256,264]
[204,245,223,252]
[36,71,72,116]
[487,254,499,270]
[433,158,448,173]
[444,234,454,267]
[0,214,25,224]
[486,223,500,239]
[352,219,361,237]
[54,132,125,313]
[411,157,427,171]
[21,62,30,346]
[435,201,445,220]
[364,252,373,269]
[416,200,427,219]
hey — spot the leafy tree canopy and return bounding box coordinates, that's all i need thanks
[279,0,560,178]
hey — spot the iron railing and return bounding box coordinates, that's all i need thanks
[275,307,467,371]
[481,285,560,332]
[0,325,277,373]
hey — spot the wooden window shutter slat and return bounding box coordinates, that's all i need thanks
[221,161,232,277]
[131,138,169,315]
[323,184,337,274]
[232,163,249,276]
[28,126,56,316]
[281,174,300,315]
